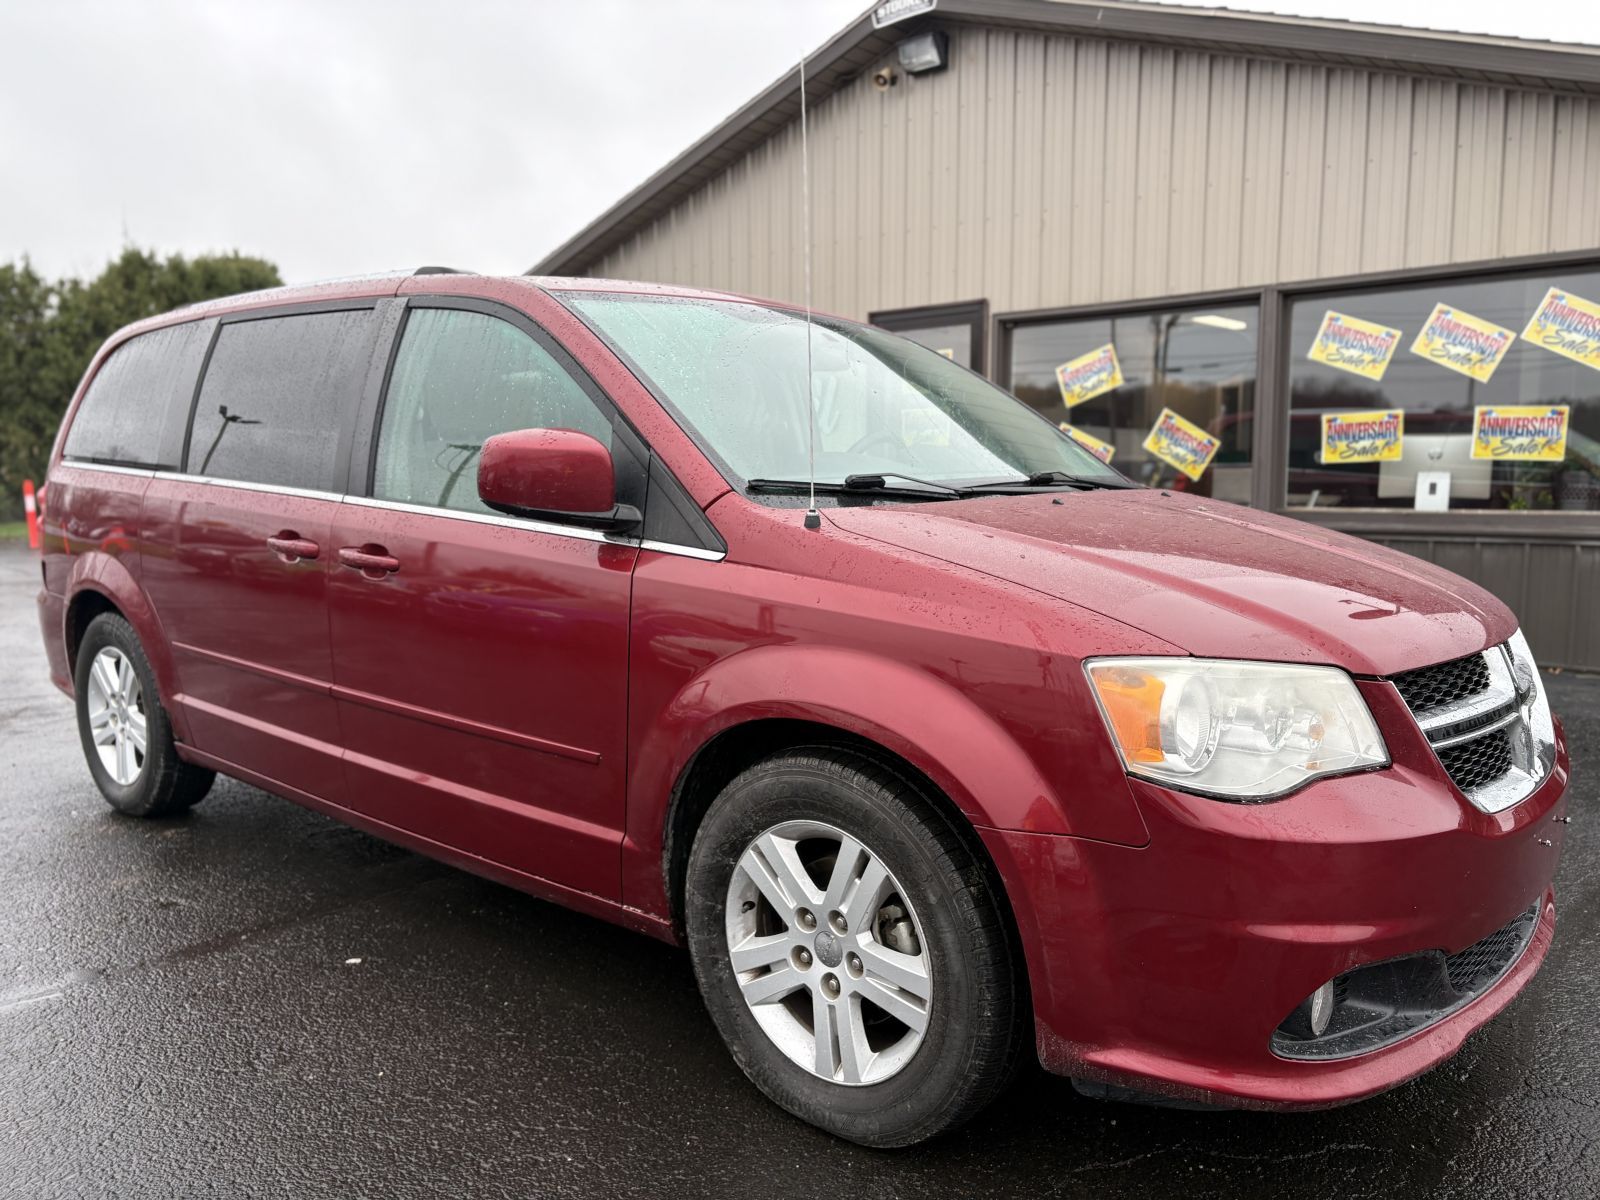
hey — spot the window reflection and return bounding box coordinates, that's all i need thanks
[373,309,613,516]
[187,310,374,491]
[1007,304,1258,501]
[1288,271,1600,512]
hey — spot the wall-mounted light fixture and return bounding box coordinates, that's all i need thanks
[896,29,948,75]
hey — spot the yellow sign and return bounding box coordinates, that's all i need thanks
[1307,311,1402,381]
[1055,344,1123,409]
[1471,405,1570,461]
[1410,304,1514,383]
[1058,422,1114,464]
[1521,287,1600,372]
[1320,410,1404,464]
[1142,408,1220,482]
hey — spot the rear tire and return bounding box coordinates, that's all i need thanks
[74,613,214,818]
[685,747,1023,1147]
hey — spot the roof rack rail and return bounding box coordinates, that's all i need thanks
[413,265,468,275]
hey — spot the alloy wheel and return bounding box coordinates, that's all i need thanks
[724,820,932,1086]
[85,646,146,786]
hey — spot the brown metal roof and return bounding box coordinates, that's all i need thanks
[528,0,1600,276]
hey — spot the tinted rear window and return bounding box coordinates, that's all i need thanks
[188,309,377,491]
[64,320,211,467]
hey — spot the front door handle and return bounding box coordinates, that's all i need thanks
[266,534,320,562]
[338,546,401,576]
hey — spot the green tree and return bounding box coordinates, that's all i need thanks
[0,248,281,518]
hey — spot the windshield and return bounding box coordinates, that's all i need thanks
[559,292,1127,491]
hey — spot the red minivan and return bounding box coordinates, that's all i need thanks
[36,271,1568,1146]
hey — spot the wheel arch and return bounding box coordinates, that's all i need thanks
[62,554,189,742]
[661,719,916,934]
[659,716,1033,1015]
[64,588,122,672]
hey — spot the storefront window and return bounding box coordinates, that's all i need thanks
[1287,269,1600,513]
[1007,304,1257,501]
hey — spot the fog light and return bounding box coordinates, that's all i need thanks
[1305,980,1335,1037]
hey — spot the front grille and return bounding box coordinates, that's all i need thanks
[1446,905,1537,993]
[1389,648,1520,803]
[1437,727,1515,793]
[1273,899,1542,1061]
[1392,653,1490,713]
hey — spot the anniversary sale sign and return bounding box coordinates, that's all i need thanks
[1143,408,1220,481]
[1307,311,1402,381]
[1320,410,1404,464]
[1055,344,1124,408]
[1410,304,1514,383]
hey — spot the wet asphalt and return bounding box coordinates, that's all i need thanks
[0,539,1596,1200]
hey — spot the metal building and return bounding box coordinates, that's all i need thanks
[532,0,1600,669]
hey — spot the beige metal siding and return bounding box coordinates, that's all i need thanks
[585,26,1600,321]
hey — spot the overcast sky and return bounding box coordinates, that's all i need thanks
[4,0,1598,287]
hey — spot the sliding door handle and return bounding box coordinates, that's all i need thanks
[338,546,401,576]
[266,534,320,562]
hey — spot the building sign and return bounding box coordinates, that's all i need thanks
[1320,410,1404,464]
[1059,422,1114,464]
[871,0,936,28]
[1410,304,1514,383]
[1470,405,1570,461]
[1143,408,1220,481]
[1307,310,1402,381]
[1055,344,1123,409]
[1521,287,1600,372]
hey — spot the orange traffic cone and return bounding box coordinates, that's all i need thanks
[23,479,40,549]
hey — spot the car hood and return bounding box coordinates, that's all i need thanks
[823,489,1514,676]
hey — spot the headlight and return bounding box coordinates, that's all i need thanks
[1085,658,1389,800]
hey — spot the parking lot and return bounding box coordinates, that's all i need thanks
[1,538,1595,1199]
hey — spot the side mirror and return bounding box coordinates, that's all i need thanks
[477,428,641,532]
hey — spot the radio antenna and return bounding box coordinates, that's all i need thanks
[799,56,820,531]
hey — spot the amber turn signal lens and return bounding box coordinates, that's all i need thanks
[1090,666,1165,764]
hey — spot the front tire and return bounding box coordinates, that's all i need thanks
[74,613,214,818]
[685,748,1023,1147]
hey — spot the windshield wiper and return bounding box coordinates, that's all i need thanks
[964,470,1141,492]
[840,472,965,495]
[746,477,961,499]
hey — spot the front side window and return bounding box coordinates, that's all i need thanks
[373,308,612,515]
[189,309,377,491]
[65,320,211,468]
[1007,304,1258,502]
[561,292,1122,490]
[1287,270,1600,513]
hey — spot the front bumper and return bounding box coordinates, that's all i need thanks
[983,709,1569,1110]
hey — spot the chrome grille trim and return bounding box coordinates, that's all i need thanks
[1429,706,1520,751]
[1391,635,1556,815]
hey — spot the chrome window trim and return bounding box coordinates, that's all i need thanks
[58,459,157,479]
[155,470,344,504]
[639,539,726,562]
[343,493,627,544]
[342,494,729,561]
[64,459,728,560]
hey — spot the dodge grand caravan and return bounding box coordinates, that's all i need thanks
[36,271,1568,1146]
